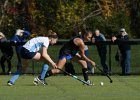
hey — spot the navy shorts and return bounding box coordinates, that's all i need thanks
[20,47,37,59]
[59,54,73,60]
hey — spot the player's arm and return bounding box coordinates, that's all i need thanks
[41,46,57,68]
[75,38,96,67]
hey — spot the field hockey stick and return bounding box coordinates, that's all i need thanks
[57,68,92,85]
[96,65,113,83]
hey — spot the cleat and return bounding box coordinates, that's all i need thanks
[33,77,47,86]
[83,80,94,86]
[33,78,38,86]
[7,81,14,86]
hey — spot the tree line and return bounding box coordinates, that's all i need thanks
[0,0,140,38]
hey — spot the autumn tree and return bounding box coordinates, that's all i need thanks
[0,0,140,38]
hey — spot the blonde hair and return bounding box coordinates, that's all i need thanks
[0,32,5,38]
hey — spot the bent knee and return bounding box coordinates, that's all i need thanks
[56,69,61,73]
[52,69,61,74]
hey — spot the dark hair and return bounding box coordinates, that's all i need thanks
[82,30,93,36]
[47,30,58,39]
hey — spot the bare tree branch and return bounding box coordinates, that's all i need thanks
[82,9,102,21]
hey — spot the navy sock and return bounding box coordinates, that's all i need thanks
[45,70,53,78]
[82,68,89,81]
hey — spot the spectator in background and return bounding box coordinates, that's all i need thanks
[0,32,13,74]
[92,29,109,74]
[11,29,30,71]
[112,28,131,75]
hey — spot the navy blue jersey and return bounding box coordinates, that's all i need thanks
[116,34,130,52]
[59,36,82,56]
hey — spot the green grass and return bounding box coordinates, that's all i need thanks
[0,75,140,100]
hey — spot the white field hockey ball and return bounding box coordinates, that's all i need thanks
[100,82,104,86]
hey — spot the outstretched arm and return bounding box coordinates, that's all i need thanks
[41,47,57,68]
[74,38,96,68]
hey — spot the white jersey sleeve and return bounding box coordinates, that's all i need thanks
[23,37,49,52]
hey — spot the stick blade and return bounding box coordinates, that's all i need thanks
[110,80,113,83]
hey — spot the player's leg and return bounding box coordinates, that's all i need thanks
[7,60,30,86]
[72,54,91,83]
[7,51,39,86]
[16,52,22,70]
[31,51,47,79]
[33,58,66,85]
[45,58,66,78]
[33,63,49,85]
[21,59,29,73]
[84,47,93,73]
[1,55,6,74]
[7,69,22,86]
[33,54,66,85]
[31,52,49,78]
[31,53,50,85]
[40,64,49,80]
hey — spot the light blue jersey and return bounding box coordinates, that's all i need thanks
[23,37,49,52]
[8,36,50,85]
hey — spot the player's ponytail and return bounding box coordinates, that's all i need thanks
[47,30,58,39]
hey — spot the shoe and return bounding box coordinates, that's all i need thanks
[83,80,94,86]
[7,81,14,86]
[33,77,47,86]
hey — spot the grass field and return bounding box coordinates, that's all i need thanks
[0,75,140,100]
[1,43,140,100]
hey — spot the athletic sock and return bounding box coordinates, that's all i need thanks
[40,64,49,80]
[82,68,89,81]
[45,70,53,78]
[9,70,22,83]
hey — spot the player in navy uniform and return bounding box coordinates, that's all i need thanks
[34,30,96,85]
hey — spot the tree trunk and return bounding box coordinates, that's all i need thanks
[130,0,140,38]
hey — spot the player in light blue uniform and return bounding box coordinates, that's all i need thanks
[7,30,58,86]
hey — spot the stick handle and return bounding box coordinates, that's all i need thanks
[57,68,91,85]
